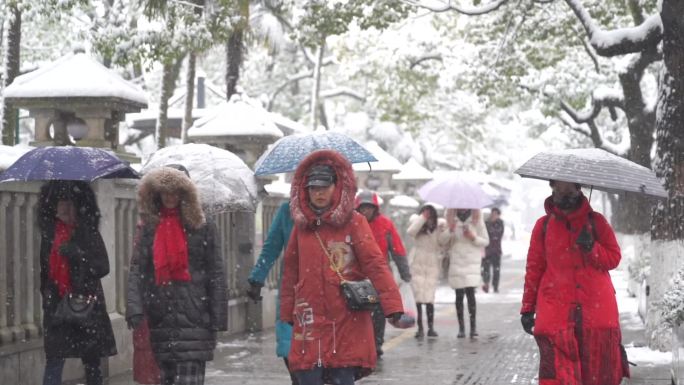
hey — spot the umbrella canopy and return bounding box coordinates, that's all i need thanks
[514,148,667,198]
[142,143,258,213]
[0,146,138,182]
[417,173,494,209]
[253,131,377,176]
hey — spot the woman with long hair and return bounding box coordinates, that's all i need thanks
[406,204,449,338]
[38,181,117,385]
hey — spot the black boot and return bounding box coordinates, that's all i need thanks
[426,303,438,337]
[469,302,478,338]
[456,301,465,338]
[415,303,424,338]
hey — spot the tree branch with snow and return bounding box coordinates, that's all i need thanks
[563,0,662,57]
[402,0,509,15]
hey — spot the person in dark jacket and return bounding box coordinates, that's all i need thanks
[38,181,117,385]
[482,207,504,293]
[355,190,411,358]
[246,201,297,385]
[127,167,228,385]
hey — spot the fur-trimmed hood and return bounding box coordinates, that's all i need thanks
[290,150,357,228]
[138,167,205,229]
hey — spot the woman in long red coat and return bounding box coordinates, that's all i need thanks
[280,150,404,385]
[521,181,629,385]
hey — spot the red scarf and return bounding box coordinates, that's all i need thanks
[153,207,191,285]
[49,220,75,297]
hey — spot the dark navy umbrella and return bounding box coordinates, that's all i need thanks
[253,131,377,176]
[0,146,139,182]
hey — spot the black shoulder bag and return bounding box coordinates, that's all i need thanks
[314,231,379,311]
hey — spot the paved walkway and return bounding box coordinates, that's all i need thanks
[108,257,670,385]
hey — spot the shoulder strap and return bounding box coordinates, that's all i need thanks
[314,230,347,282]
[588,211,598,239]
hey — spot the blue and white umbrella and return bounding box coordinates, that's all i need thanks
[253,131,377,176]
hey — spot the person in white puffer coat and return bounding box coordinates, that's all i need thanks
[406,205,450,339]
[445,208,489,338]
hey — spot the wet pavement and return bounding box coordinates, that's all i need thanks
[108,257,670,385]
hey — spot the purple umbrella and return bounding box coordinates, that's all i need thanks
[418,173,494,209]
[0,146,138,182]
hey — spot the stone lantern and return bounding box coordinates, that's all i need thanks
[187,95,283,168]
[353,141,403,193]
[2,50,147,161]
[392,157,434,196]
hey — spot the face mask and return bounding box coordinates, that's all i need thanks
[456,210,471,222]
[553,193,580,210]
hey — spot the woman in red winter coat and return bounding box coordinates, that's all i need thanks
[520,181,629,385]
[280,150,404,385]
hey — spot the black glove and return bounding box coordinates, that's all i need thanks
[575,227,594,252]
[388,312,403,323]
[401,273,412,283]
[127,314,144,330]
[521,312,535,335]
[246,280,263,303]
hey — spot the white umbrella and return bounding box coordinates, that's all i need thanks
[142,143,258,213]
[417,173,494,209]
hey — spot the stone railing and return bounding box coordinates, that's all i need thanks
[0,182,42,345]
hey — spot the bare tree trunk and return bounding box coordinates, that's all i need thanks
[310,40,325,130]
[226,28,244,101]
[652,0,684,241]
[2,4,21,145]
[182,52,196,144]
[155,57,183,149]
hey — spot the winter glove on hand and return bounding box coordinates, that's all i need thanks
[575,227,594,252]
[521,312,535,335]
[127,314,144,330]
[388,312,404,323]
[246,280,263,303]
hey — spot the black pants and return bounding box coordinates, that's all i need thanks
[43,356,102,385]
[293,366,357,385]
[481,253,501,291]
[455,287,476,330]
[284,358,299,385]
[371,303,385,356]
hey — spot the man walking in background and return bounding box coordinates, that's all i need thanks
[482,207,504,293]
[356,190,411,358]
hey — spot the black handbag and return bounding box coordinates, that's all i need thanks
[53,293,96,327]
[315,231,379,311]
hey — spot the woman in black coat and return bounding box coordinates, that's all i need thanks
[126,167,228,385]
[38,181,117,385]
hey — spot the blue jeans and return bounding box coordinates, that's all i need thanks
[293,366,356,385]
[43,357,102,385]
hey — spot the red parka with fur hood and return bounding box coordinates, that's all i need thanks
[522,194,628,385]
[280,150,403,373]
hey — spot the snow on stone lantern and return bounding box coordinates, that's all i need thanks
[353,141,403,193]
[392,157,434,196]
[2,50,147,161]
[186,95,284,167]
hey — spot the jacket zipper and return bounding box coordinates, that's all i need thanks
[317,339,322,367]
[332,321,337,354]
